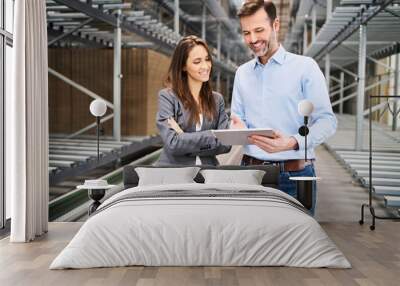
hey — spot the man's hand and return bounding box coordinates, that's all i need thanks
[248,130,299,153]
[167,117,184,134]
[230,114,246,129]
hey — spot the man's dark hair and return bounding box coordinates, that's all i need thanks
[237,0,277,25]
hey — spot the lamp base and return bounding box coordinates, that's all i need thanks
[88,188,106,215]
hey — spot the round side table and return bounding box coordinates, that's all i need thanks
[87,188,106,215]
[289,176,321,210]
[77,181,115,215]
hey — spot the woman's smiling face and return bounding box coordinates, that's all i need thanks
[184,45,212,83]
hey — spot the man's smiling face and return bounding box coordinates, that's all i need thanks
[240,7,278,58]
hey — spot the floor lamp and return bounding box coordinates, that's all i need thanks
[79,99,110,215]
[89,99,107,161]
[290,100,320,211]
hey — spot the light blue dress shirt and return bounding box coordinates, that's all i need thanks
[231,45,337,161]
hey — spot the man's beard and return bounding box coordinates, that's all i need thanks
[250,41,270,57]
[250,32,276,58]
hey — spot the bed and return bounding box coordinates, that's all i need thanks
[50,165,350,269]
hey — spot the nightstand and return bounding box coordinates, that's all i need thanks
[289,176,321,210]
[77,180,115,215]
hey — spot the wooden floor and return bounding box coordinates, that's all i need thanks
[1,146,400,286]
[1,221,400,286]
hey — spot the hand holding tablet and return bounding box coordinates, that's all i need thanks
[212,128,277,145]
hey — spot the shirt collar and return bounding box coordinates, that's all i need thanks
[253,45,286,69]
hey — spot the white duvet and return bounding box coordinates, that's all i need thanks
[50,183,351,269]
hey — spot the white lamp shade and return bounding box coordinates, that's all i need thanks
[90,99,107,117]
[298,100,314,117]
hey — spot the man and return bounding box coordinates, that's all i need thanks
[231,0,337,215]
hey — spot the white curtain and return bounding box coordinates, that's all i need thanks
[7,0,49,242]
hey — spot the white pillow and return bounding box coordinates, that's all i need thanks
[135,167,200,186]
[200,169,266,185]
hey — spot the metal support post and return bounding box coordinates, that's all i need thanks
[392,52,399,130]
[217,23,221,60]
[234,47,238,64]
[339,72,344,114]
[174,0,179,35]
[217,71,221,93]
[201,4,206,40]
[356,24,367,150]
[226,75,231,102]
[303,22,307,54]
[113,10,121,141]
[325,54,330,90]
[377,74,382,121]
[326,0,332,20]
[216,23,221,92]
[311,6,316,43]
[298,36,302,55]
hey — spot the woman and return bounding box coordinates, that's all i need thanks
[156,35,231,166]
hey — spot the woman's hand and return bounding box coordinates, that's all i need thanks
[167,117,184,134]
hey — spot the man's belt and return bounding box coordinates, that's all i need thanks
[242,155,313,172]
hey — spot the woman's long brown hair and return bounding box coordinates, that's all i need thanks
[165,35,217,126]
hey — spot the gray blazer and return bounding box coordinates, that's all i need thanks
[156,88,232,166]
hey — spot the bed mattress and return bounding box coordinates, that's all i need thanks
[50,183,350,269]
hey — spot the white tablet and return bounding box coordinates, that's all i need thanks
[211,128,276,145]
